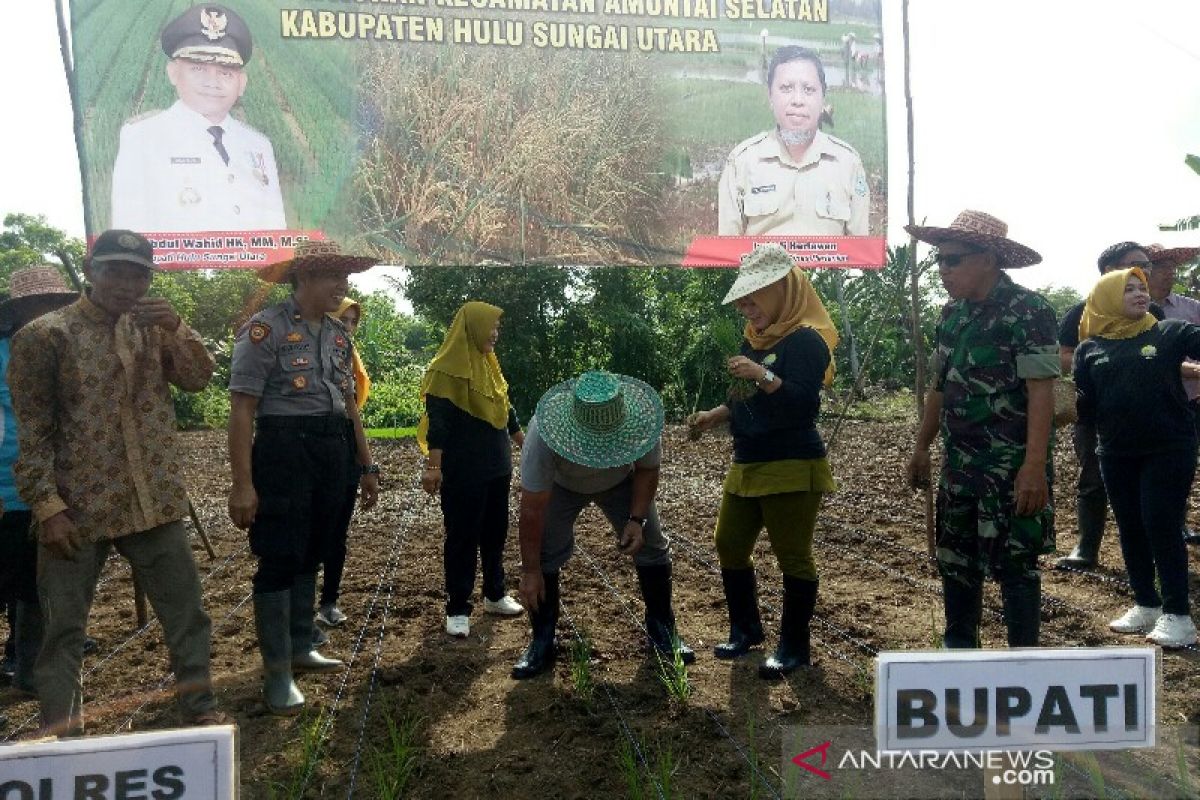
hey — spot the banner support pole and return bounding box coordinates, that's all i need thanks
[55,0,95,239]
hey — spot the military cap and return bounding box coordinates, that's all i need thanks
[161,4,252,67]
[90,229,156,271]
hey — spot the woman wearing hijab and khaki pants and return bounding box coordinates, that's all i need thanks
[690,244,839,679]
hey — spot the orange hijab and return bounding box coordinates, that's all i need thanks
[330,298,371,409]
[744,267,839,386]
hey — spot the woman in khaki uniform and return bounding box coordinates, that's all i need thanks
[718,46,869,237]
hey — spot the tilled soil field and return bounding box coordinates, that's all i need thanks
[1,417,1197,799]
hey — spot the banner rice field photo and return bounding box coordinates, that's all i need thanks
[2,412,1197,798]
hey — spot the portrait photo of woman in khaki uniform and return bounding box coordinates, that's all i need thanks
[717,45,870,238]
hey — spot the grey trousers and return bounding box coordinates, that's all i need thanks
[36,519,214,734]
[540,477,670,573]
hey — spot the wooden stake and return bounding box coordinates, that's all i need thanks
[901,0,936,557]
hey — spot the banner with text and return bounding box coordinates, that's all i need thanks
[71,0,887,269]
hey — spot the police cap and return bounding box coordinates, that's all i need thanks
[161,4,252,67]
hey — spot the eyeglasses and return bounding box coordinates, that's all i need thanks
[934,250,981,268]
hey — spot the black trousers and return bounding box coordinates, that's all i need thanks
[320,484,358,606]
[1100,447,1196,615]
[249,417,356,594]
[0,511,36,605]
[440,473,512,616]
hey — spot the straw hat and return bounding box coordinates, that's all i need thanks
[905,210,1041,268]
[0,266,78,325]
[1145,243,1200,270]
[721,244,796,305]
[258,239,379,284]
[534,371,664,469]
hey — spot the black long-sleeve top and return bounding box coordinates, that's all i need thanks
[726,327,829,463]
[1074,319,1200,457]
[425,395,521,483]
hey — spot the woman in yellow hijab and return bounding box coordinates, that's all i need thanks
[1075,267,1200,648]
[418,301,525,638]
[333,298,371,409]
[315,298,374,630]
[688,244,838,679]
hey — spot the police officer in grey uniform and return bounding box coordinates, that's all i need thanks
[718,46,869,237]
[227,240,379,715]
[111,4,286,233]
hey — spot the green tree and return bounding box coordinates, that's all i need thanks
[0,213,86,289]
[1035,284,1083,318]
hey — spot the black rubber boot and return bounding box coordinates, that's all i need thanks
[941,578,982,649]
[1054,495,1105,570]
[636,563,696,665]
[290,573,343,673]
[759,576,816,679]
[512,572,560,680]
[253,591,305,716]
[714,568,765,660]
[1001,574,1041,648]
[13,600,43,696]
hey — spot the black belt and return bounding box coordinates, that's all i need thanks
[256,415,351,436]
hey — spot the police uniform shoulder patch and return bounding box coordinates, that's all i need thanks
[249,322,270,344]
[854,170,868,197]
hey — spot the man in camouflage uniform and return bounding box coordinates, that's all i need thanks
[905,211,1059,649]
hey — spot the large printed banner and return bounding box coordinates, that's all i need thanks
[72,0,887,269]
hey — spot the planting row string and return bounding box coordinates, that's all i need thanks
[558,599,671,800]
[109,589,255,734]
[820,525,1200,656]
[340,490,427,799]
[573,543,785,800]
[1,539,250,742]
[299,489,425,798]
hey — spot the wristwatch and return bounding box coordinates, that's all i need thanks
[360,463,380,476]
[627,515,647,528]
[756,368,776,386]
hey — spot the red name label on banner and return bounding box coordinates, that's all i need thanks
[682,236,887,269]
[88,231,328,270]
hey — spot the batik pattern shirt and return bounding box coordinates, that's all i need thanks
[9,296,214,539]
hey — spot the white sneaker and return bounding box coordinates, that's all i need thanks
[316,604,347,627]
[483,595,524,616]
[1109,605,1163,634]
[445,615,470,638]
[1146,614,1198,648]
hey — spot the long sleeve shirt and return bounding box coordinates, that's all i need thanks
[425,394,520,484]
[1074,319,1200,457]
[8,295,215,540]
[727,327,830,463]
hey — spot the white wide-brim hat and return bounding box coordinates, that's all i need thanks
[721,244,796,305]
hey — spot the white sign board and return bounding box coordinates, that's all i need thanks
[0,724,237,798]
[875,648,1157,753]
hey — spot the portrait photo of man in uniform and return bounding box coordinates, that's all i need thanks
[717,46,870,238]
[110,3,286,233]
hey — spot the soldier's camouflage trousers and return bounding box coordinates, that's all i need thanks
[935,488,1054,586]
